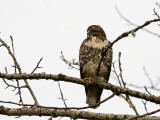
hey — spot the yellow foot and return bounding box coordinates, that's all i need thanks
[84,77,94,83]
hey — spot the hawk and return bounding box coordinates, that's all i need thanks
[79,25,112,107]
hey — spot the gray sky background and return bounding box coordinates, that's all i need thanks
[0,0,160,120]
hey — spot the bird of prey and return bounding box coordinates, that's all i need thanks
[79,25,112,107]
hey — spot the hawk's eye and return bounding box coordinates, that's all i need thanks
[92,30,97,32]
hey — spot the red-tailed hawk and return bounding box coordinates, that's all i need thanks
[79,25,112,107]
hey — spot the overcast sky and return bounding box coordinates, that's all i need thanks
[0,0,160,120]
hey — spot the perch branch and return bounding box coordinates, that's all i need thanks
[0,72,160,104]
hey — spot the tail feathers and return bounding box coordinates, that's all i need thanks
[85,86,103,108]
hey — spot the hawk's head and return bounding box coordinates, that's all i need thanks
[87,25,106,38]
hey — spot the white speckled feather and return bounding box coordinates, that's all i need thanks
[84,37,109,49]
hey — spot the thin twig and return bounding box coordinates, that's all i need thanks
[87,93,116,109]
[156,2,160,8]
[2,78,27,90]
[0,105,160,120]
[0,93,115,110]
[31,57,43,74]
[10,36,23,103]
[0,38,39,105]
[115,5,160,38]
[60,51,79,70]
[154,77,160,87]
[112,61,122,87]
[126,108,160,120]
[153,8,160,18]
[118,52,126,88]
[143,67,154,88]
[144,86,151,95]
[57,81,68,108]
[118,52,139,115]
[127,83,160,91]
[10,36,15,57]
[120,94,139,115]
[142,100,148,114]
[96,18,160,76]
[4,67,8,74]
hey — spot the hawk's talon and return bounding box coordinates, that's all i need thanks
[84,77,94,83]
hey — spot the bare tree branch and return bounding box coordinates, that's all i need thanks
[153,8,160,18]
[60,51,79,70]
[115,6,160,38]
[144,86,152,95]
[0,105,160,120]
[126,108,160,120]
[2,78,27,90]
[96,17,160,76]
[118,52,126,88]
[156,2,160,8]
[143,67,154,88]
[126,83,160,92]
[0,93,115,110]
[0,38,39,105]
[142,100,148,114]
[10,35,23,103]
[0,72,160,104]
[57,81,68,108]
[112,61,122,87]
[31,57,43,74]
[118,52,139,115]
[10,36,16,72]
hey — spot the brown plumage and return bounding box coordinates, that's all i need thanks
[79,25,112,108]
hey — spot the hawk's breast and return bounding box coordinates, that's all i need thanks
[80,36,110,79]
[84,37,109,49]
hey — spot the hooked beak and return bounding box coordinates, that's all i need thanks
[87,31,91,35]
